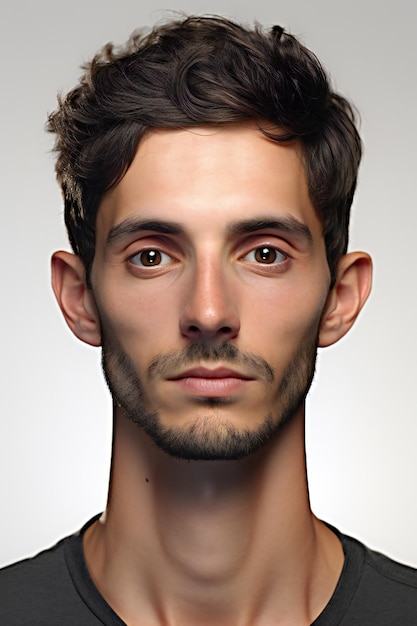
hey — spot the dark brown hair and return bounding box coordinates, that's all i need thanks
[47,15,362,286]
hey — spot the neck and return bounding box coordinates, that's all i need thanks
[83,409,343,626]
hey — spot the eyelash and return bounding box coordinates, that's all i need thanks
[129,249,175,268]
[242,246,287,265]
[127,243,289,271]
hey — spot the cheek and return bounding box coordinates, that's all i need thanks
[95,283,180,356]
[242,279,327,355]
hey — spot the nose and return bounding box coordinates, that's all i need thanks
[179,258,240,342]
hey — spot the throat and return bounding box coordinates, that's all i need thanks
[154,476,256,583]
[83,411,343,625]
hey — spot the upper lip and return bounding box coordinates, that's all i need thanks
[168,367,253,380]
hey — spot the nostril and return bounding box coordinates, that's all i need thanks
[185,324,234,337]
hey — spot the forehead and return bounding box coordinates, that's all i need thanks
[96,124,322,244]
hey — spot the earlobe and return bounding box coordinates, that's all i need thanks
[319,252,373,348]
[51,251,101,347]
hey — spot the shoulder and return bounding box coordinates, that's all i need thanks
[315,525,417,625]
[361,539,417,595]
[342,533,417,624]
[0,522,104,625]
[1,538,79,625]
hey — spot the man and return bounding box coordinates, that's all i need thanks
[1,14,416,625]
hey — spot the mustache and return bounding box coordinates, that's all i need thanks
[147,342,275,383]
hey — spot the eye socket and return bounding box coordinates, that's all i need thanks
[130,249,173,267]
[244,246,287,265]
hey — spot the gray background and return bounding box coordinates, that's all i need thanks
[1,0,416,567]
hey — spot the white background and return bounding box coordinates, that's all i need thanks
[1,0,416,568]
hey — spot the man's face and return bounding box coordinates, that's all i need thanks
[91,124,331,460]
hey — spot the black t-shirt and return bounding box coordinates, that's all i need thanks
[1,516,417,624]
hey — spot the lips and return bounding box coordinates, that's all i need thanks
[167,366,253,397]
[169,367,252,380]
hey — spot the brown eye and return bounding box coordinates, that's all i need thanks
[255,248,277,263]
[130,249,173,267]
[254,247,278,264]
[140,250,161,266]
[243,246,287,265]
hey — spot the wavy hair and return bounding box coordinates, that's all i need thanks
[47,15,362,286]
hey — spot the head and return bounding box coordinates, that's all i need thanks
[50,16,371,461]
[47,15,362,288]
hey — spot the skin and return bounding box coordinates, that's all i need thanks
[52,123,372,625]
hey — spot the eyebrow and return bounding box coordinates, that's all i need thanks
[227,217,313,244]
[106,218,183,247]
[105,214,313,248]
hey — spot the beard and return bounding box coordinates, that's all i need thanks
[100,327,319,462]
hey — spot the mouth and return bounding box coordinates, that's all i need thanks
[167,367,254,398]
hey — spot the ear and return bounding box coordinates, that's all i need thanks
[51,251,101,347]
[319,252,372,348]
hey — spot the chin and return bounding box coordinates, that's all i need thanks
[129,409,282,461]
